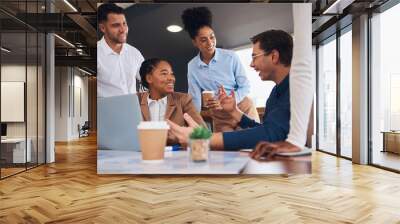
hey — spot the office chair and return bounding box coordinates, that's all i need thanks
[78,121,90,138]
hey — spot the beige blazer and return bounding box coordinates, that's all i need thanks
[137,92,206,145]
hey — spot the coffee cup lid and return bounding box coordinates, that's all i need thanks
[138,121,170,130]
[202,90,214,94]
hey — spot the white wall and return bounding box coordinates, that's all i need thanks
[55,66,70,141]
[1,65,40,138]
[1,64,46,164]
[55,67,89,141]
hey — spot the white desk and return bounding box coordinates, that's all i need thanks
[1,138,31,163]
[97,150,312,175]
[98,150,249,174]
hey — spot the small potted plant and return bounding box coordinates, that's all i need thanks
[189,127,212,162]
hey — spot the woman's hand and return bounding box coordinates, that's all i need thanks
[206,98,222,110]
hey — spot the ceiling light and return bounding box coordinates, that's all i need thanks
[167,25,182,33]
[54,34,75,48]
[63,0,78,12]
[322,0,355,15]
[78,67,92,76]
[1,47,11,53]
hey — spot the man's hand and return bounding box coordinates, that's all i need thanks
[216,86,244,123]
[166,113,199,146]
[250,141,301,161]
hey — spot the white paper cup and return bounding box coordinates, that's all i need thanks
[137,121,169,161]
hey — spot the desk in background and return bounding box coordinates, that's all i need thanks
[1,138,32,164]
[382,131,400,154]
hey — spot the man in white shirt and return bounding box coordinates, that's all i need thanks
[97,3,144,98]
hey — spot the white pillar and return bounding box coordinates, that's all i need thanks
[46,32,55,163]
[352,14,369,164]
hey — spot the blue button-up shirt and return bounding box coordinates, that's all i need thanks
[187,48,251,111]
[223,74,290,150]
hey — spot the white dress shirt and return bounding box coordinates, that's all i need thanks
[147,95,168,121]
[287,4,314,148]
[97,37,144,98]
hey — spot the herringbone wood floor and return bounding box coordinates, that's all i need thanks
[1,135,400,223]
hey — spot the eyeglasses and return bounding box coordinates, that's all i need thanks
[251,52,268,62]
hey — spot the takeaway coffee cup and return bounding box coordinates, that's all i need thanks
[137,121,169,162]
[202,90,215,109]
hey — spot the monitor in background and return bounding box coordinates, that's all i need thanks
[1,123,7,138]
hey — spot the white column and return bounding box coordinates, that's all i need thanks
[46,32,55,163]
[352,14,369,164]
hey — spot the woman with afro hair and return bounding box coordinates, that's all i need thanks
[181,6,260,132]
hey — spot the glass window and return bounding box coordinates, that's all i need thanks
[0,0,46,179]
[340,29,352,158]
[1,31,28,177]
[318,37,337,154]
[371,2,400,171]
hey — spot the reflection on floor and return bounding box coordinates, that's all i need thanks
[0,167,25,177]
[373,151,400,171]
[0,162,42,179]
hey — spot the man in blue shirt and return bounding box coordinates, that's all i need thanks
[167,30,293,151]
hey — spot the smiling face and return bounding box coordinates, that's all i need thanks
[192,26,216,57]
[99,13,128,44]
[250,41,279,81]
[146,61,175,96]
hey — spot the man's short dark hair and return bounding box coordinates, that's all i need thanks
[250,30,293,66]
[98,3,124,23]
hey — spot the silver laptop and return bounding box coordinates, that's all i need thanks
[97,94,142,151]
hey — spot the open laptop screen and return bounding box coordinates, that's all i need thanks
[97,94,142,151]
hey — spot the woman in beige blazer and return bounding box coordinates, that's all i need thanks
[138,58,206,145]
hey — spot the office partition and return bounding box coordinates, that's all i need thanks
[0,0,47,179]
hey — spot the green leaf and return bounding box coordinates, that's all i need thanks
[190,127,212,139]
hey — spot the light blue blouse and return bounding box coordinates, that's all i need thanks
[187,48,251,111]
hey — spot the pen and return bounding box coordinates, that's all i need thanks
[165,145,181,151]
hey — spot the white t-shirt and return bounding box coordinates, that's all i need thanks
[97,37,144,98]
[147,95,167,121]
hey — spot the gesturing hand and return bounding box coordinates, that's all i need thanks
[217,86,237,114]
[166,113,199,146]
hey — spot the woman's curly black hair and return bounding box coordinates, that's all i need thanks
[139,58,171,90]
[181,7,213,39]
